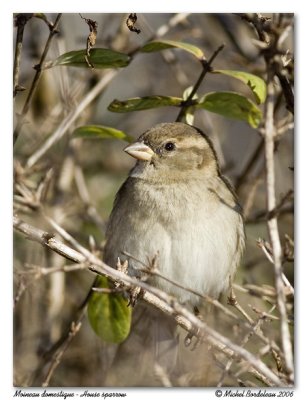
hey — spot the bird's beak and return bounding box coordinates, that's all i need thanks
[124,141,154,161]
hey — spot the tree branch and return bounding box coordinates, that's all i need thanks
[263,77,294,379]
[13,14,33,97]
[13,215,83,263]
[176,44,225,122]
[13,13,62,145]
[42,319,83,387]
[13,215,287,386]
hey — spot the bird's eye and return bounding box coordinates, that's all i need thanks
[164,142,176,151]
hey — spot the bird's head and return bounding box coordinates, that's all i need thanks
[124,122,219,183]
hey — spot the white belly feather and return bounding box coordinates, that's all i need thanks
[106,178,243,304]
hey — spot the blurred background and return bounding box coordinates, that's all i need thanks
[13,13,294,387]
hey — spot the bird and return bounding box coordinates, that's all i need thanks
[102,122,245,385]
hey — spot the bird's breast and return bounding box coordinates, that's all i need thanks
[105,178,243,304]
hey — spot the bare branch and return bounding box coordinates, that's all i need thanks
[154,363,172,387]
[256,238,294,296]
[14,262,88,307]
[264,77,294,379]
[74,165,106,232]
[235,138,264,192]
[217,312,273,387]
[227,285,254,325]
[13,215,287,386]
[13,215,85,264]
[14,14,62,144]
[42,317,84,387]
[25,70,117,169]
[13,14,33,97]
[248,190,294,223]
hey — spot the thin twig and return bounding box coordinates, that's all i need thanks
[227,285,254,325]
[248,190,294,222]
[14,13,62,145]
[74,165,106,232]
[235,138,264,192]
[13,215,85,264]
[14,262,88,307]
[13,14,32,97]
[154,363,172,387]
[155,13,190,38]
[242,176,263,218]
[276,72,294,115]
[140,14,190,88]
[250,305,292,324]
[234,283,276,299]
[42,315,84,386]
[217,312,272,387]
[257,238,294,296]
[34,279,95,386]
[176,44,225,122]
[25,70,117,168]
[234,13,270,43]
[276,23,294,115]
[237,13,294,116]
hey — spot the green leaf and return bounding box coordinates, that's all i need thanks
[184,108,195,125]
[182,86,198,101]
[141,40,205,60]
[198,91,262,128]
[33,13,48,21]
[88,276,132,343]
[213,70,267,104]
[52,48,130,69]
[108,96,183,113]
[73,125,134,143]
[182,87,197,125]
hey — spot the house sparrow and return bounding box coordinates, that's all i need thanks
[104,122,245,304]
[102,122,245,385]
